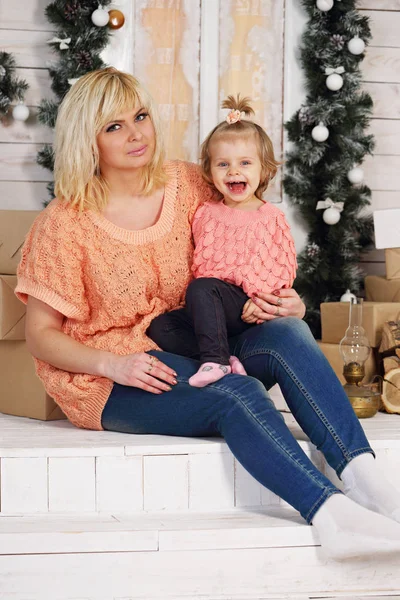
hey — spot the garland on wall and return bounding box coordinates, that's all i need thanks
[283,0,375,338]
[0,52,29,121]
[37,1,126,199]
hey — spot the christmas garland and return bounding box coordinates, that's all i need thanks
[283,0,375,338]
[37,0,114,200]
[0,52,29,120]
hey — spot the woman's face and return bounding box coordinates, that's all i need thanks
[97,105,156,174]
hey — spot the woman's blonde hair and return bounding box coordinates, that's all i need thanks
[54,67,167,211]
[200,95,280,200]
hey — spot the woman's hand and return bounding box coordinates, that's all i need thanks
[104,352,178,394]
[242,289,306,324]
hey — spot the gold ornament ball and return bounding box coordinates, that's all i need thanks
[108,9,125,29]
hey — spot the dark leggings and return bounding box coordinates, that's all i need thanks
[147,277,253,364]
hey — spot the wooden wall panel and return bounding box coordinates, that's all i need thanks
[363,155,400,191]
[0,110,53,144]
[0,0,51,31]
[132,0,201,162]
[0,30,53,69]
[364,83,400,119]
[218,1,284,203]
[0,145,49,182]
[363,47,400,83]
[0,181,49,210]
[359,1,400,9]
[369,119,400,155]
[363,10,400,47]
[370,191,400,212]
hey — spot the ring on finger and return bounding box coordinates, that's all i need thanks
[148,364,153,373]
[275,306,280,317]
[276,297,283,307]
[149,356,158,364]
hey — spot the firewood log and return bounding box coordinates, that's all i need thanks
[379,320,400,357]
[382,366,400,414]
[383,355,400,375]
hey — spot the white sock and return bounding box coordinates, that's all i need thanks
[312,493,400,561]
[341,452,400,523]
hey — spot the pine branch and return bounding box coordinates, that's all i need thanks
[283,0,375,337]
[0,51,29,118]
[37,0,113,203]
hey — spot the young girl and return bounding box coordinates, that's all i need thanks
[148,96,297,387]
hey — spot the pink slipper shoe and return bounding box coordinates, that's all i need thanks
[189,362,231,388]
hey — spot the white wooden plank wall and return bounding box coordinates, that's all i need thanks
[0,0,53,210]
[359,1,400,275]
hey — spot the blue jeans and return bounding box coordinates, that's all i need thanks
[101,317,374,523]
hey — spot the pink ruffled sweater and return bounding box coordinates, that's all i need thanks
[15,161,210,431]
[192,201,297,297]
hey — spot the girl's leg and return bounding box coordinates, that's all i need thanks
[185,278,250,386]
[101,350,339,523]
[147,308,200,359]
[102,350,400,560]
[185,278,251,364]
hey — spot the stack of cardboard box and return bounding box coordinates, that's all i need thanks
[0,210,65,421]
[365,208,400,303]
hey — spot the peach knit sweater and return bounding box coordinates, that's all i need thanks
[15,161,210,431]
[192,201,297,297]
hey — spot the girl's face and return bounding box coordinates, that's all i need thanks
[209,135,262,207]
[97,106,155,175]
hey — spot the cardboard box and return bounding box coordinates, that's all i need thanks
[0,275,25,340]
[0,210,40,275]
[0,341,66,421]
[385,248,400,280]
[317,341,378,386]
[365,275,400,303]
[373,208,400,249]
[320,302,400,347]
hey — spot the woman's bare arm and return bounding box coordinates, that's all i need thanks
[25,296,177,393]
[25,296,111,376]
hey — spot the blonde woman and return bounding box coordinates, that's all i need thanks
[16,68,400,561]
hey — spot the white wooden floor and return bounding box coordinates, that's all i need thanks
[1,411,400,599]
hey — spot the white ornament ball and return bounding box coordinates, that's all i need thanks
[91,6,109,27]
[12,103,30,121]
[323,207,341,225]
[347,36,365,55]
[316,0,334,11]
[347,166,364,185]
[326,73,343,91]
[340,289,357,302]
[311,122,329,142]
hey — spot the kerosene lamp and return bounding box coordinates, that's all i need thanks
[339,297,380,418]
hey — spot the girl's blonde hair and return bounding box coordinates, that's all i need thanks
[54,67,167,211]
[200,95,280,200]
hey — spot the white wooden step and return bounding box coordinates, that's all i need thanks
[1,412,400,517]
[0,506,313,555]
[1,508,400,600]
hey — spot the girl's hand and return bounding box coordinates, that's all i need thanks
[241,298,259,323]
[104,352,177,394]
[250,289,306,323]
